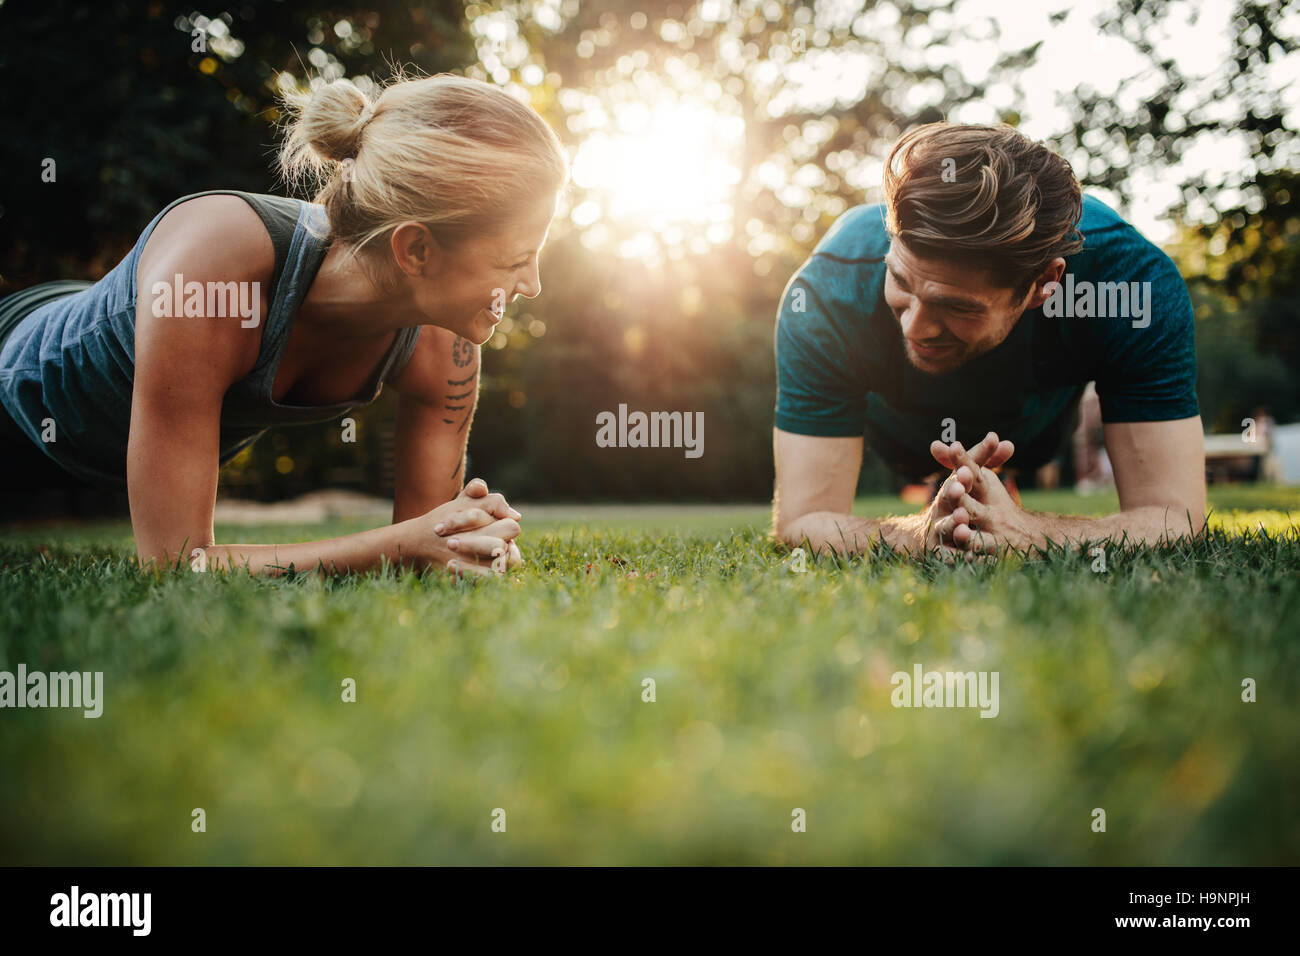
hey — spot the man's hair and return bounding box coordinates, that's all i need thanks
[882,123,1084,297]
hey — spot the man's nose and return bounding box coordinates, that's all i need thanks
[899,300,942,340]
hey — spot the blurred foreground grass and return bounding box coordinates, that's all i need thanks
[0,486,1297,864]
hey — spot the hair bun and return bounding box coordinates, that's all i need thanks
[284,78,374,165]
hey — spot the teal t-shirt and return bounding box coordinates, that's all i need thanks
[773,195,1198,478]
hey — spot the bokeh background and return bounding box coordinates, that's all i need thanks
[1,0,1297,502]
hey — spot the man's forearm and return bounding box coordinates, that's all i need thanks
[779,510,925,556]
[1020,505,1205,551]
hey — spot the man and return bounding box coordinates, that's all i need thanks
[773,123,1205,556]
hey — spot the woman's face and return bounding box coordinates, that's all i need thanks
[415,198,556,345]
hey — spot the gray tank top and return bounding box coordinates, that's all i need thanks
[0,189,422,491]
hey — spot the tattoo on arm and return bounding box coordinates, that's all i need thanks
[446,336,478,479]
[451,336,476,368]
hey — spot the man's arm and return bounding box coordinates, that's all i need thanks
[774,427,1012,556]
[1102,416,1206,536]
[774,428,917,555]
[949,417,1206,552]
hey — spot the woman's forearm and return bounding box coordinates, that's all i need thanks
[137,479,519,577]
[192,518,426,576]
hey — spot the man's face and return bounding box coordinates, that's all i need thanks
[883,239,1043,376]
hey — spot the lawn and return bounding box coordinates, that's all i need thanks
[1,487,1297,865]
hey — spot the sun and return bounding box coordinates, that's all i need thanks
[568,96,745,259]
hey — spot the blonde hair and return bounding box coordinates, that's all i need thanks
[277,71,568,276]
[883,123,1083,295]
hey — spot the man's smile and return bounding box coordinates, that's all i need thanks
[907,338,961,364]
[909,339,956,357]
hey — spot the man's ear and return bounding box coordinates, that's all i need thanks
[390,221,442,278]
[1023,257,1067,310]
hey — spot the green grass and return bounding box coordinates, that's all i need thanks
[1,486,1298,865]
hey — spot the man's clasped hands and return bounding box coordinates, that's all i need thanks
[922,431,1046,559]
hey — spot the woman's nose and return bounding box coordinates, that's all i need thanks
[514,267,542,300]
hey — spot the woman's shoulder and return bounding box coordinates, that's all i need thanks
[134,195,277,384]
[138,194,277,284]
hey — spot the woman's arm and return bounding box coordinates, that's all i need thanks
[197,485,517,577]
[388,326,481,523]
[387,328,524,569]
[128,196,515,577]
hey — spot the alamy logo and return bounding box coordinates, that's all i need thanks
[1042,274,1151,328]
[0,664,103,718]
[150,274,261,328]
[50,886,151,936]
[596,404,704,459]
[891,664,1000,718]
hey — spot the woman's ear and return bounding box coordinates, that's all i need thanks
[390,221,442,278]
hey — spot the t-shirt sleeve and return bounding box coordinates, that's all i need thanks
[1093,245,1200,423]
[773,262,869,437]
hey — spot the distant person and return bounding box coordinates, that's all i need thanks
[1072,382,1111,493]
[773,123,1205,556]
[0,73,566,575]
[1249,405,1277,482]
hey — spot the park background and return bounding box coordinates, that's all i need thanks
[2,0,1297,504]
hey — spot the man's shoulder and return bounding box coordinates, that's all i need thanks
[809,203,892,265]
[1064,195,1190,325]
[786,204,890,312]
[1057,199,1199,421]
[1050,195,1194,376]
[1073,194,1177,276]
[1077,193,1128,235]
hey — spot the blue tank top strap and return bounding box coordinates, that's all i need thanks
[222,190,300,289]
[387,326,422,382]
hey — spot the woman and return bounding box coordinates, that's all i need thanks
[0,72,568,576]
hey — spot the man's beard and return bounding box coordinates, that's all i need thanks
[903,338,972,376]
[902,323,1014,376]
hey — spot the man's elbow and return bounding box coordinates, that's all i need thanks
[1154,501,1207,539]
[772,509,809,550]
